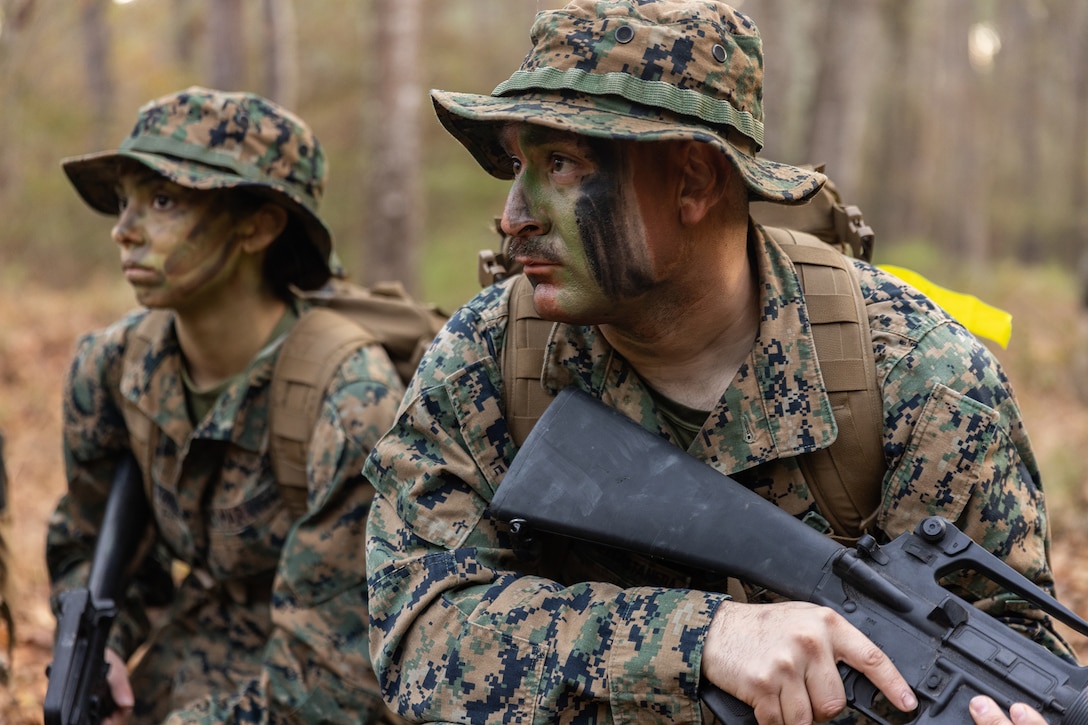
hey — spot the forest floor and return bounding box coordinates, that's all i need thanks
[1,268,1087,723]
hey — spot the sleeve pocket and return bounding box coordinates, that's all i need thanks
[879,382,999,537]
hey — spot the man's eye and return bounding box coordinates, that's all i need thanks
[551,156,570,174]
[510,157,523,175]
[152,194,174,210]
[117,196,128,212]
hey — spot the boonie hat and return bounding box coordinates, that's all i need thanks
[431,0,825,204]
[61,86,332,284]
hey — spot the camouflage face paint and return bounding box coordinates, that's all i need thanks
[113,169,244,309]
[574,138,654,299]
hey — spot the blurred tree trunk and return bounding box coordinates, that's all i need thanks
[79,0,114,149]
[749,0,812,164]
[936,1,987,263]
[0,0,34,209]
[173,0,199,68]
[867,0,924,243]
[1067,2,1088,245]
[802,0,883,199]
[261,0,298,109]
[995,1,1045,262]
[209,0,245,91]
[362,0,422,291]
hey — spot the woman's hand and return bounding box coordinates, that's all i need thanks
[102,648,133,725]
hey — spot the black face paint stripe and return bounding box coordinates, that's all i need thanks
[575,140,653,298]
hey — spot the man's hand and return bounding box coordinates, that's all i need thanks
[970,696,1046,725]
[702,600,918,725]
[102,648,133,725]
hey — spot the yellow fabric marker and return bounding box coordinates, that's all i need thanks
[878,264,1012,348]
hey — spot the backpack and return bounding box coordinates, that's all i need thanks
[478,171,884,544]
[120,279,446,517]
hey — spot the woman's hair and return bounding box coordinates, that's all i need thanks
[232,189,331,300]
[262,212,331,299]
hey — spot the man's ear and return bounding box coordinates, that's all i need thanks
[240,203,288,254]
[677,142,730,226]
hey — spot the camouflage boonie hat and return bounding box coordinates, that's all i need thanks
[431,0,825,204]
[62,86,332,286]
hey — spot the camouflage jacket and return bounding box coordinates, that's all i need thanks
[364,229,1071,724]
[47,303,404,724]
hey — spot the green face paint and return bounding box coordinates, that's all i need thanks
[501,124,657,323]
[113,170,244,309]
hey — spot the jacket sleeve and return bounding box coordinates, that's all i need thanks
[364,305,726,724]
[163,343,407,724]
[46,317,170,661]
[873,306,1076,661]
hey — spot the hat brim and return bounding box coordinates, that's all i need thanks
[431,89,825,205]
[61,149,333,275]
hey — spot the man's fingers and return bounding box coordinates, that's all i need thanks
[836,622,917,713]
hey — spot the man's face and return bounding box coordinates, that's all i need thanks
[499,123,677,325]
[111,166,244,309]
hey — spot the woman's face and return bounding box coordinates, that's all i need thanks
[111,167,245,309]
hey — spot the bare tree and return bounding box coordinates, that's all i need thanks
[79,0,114,149]
[362,0,423,290]
[173,0,200,69]
[802,0,884,199]
[208,0,245,91]
[262,0,298,109]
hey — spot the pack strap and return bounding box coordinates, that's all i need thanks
[768,227,885,543]
[268,307,377,515]
[502,275,556,448]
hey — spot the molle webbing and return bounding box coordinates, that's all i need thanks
[268,308,378,514]
[764,227,884,542]
[502,275,556,449]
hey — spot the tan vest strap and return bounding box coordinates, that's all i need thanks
[772,228,885,543]
[269,308,377,515]
[503,275,556,448]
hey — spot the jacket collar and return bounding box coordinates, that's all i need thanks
[120,310,283,451]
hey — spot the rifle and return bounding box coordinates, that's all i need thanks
[488,387,1088,724]
[45,452,149,725]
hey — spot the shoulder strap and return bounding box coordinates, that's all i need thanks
[502,275,556,448]
[268,307,377,517]
[764,226,885,543]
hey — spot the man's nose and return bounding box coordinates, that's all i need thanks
[500,182,546,239]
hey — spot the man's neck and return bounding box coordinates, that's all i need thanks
[600,237,759,412]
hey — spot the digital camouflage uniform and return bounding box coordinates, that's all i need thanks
[47,88,405,724]
[364,2,1074,723]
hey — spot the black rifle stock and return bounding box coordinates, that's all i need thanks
[488,387,1088,725]
[44,452,148,725]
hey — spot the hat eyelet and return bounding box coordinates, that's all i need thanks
[615,25,635,44]
[712,44,728,63]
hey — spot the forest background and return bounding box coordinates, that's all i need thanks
[1,0,1088,721]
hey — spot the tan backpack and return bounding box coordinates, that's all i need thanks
[120,279,446,517]
[479,173,884,544]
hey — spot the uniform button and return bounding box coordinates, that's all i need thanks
[712,43,728,63]
[615,25,634,44]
